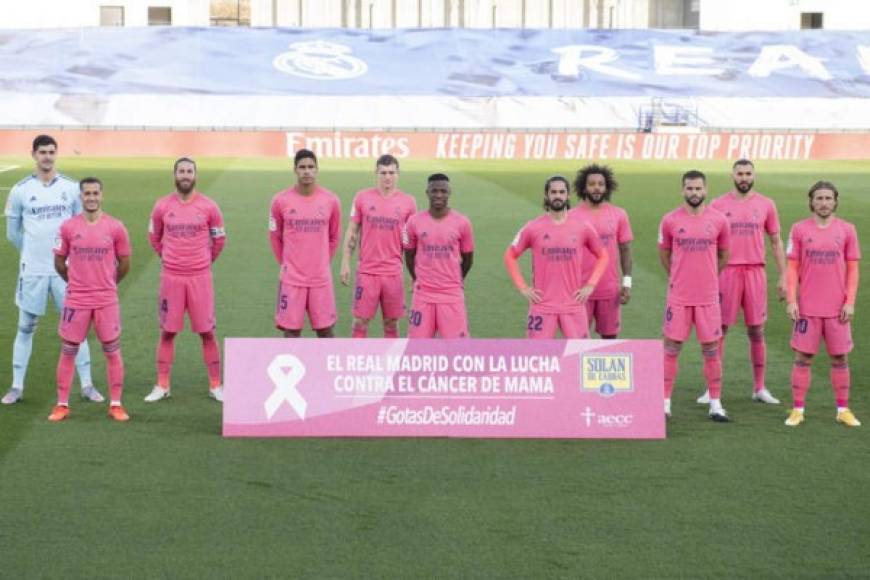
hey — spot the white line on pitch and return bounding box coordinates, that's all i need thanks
[0,165,20,173]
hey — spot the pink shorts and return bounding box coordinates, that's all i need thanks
[275,282,337,331]
[408,295,469,338]
[527,310,588,339]
[662,302,722,344]
[719,265,767,327]
[159,271,215,333]
[790,317,853,356]
[585,296,621,337]
[59,302,121,344]
[352,272,406,320]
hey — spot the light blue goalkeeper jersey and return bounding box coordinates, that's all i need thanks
[5,173,81,276]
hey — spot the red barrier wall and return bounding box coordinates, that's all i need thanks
[2,130,869,161]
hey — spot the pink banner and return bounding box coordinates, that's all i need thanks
[223,338,664,439]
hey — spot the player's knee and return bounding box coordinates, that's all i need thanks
[701,343,719,358]
[283,329,302,338]
[746,325,764,341]
[61,341,80,357]
[315,326,335,338]
[18,315,38,335]
[794,352,813,366]
[199,331,215,343]
[383,319,398,329]
[664,340,682,356]
[353,317,371,326]
[830,355,848,368]
[102,339,121,355]
[161,331,177,342]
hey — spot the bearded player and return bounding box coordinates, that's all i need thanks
[569,164,633,338]
[144,158,226,403]
[505,175,608,338]
[784,181,861,428]
[659,170,731,422]
[697,159,785,406]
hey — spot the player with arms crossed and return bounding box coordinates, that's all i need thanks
[659,170,731,422]
[784,181,861,427]
[3,134,102,405]
[145,158,226,403]
[697,159,786,405]
[340,154,416,338]
[50,178,131,422]
[570,164,633,338]
[504,175,608,338]
[270,149,341,338]
[403,173,474,338]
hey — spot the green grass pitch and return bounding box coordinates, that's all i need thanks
[0,157,868,578]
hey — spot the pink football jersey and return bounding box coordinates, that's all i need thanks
[570,203,632,299]
[787,217,861,318]
[403,209,474,303]
[710,191,780,265]
[269,185,341,287]
[658,206,730,306]
[510,214,605,313]
[149,192,225,275]
[55,214,131,308]
[351,188,417,276]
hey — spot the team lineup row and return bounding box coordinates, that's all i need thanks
[2,135,861,427]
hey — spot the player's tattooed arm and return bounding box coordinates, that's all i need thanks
[460,252,474,279]
[340,221,361,286]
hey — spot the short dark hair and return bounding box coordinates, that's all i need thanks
[294,149,317,167]
[173,157,196,172]
[544,175,570,194]
[79,177,103,191]
[543,175,571,210]
[427,173,449,183]
[732,158,754,170]
[32,134,57,153]
[681,170,706,185]
[574,164,617,201]
[376,154,399,170]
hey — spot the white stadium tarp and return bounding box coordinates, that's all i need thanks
[1,27,870,130]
